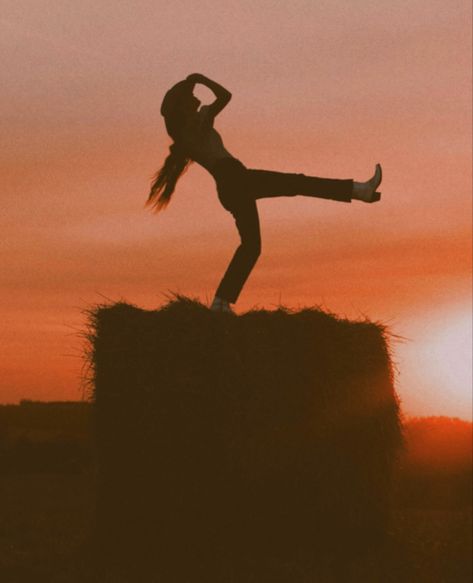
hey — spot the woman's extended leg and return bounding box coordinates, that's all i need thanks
[214,195,261,305]
[245,168,354,202]
[245,164,383,203]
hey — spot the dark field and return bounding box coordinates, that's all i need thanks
[0,472,471,582]
[0,402,471,582]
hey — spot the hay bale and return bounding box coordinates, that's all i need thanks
[86,296,402,577]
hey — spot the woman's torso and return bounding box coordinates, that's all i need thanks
[179,107,235,174]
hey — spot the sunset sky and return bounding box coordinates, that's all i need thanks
[1,0,471,419]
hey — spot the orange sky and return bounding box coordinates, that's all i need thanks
[1,1,472,419]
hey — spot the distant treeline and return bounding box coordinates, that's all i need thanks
[0,400,93,474]
[0,400,471,509]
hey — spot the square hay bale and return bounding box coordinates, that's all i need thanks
[86,296,402,577]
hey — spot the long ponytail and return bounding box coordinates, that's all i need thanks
[145,142,192,213]
[145,79,195,213]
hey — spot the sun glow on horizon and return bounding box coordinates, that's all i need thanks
[396,304,473,420]
[424,308,472,402]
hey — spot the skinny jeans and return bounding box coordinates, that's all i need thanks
[210,157,353,304]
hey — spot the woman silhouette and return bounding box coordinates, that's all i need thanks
[146,74,382,313]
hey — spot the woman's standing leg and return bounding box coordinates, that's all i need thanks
[214,195,261,305]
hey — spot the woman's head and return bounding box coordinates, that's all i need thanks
[161,80,200,131]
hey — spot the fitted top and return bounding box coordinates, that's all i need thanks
[179,105,234,173]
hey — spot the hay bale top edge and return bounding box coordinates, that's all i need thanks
[88,295,386,333]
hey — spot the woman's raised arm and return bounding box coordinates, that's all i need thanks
[186,73,232,116]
